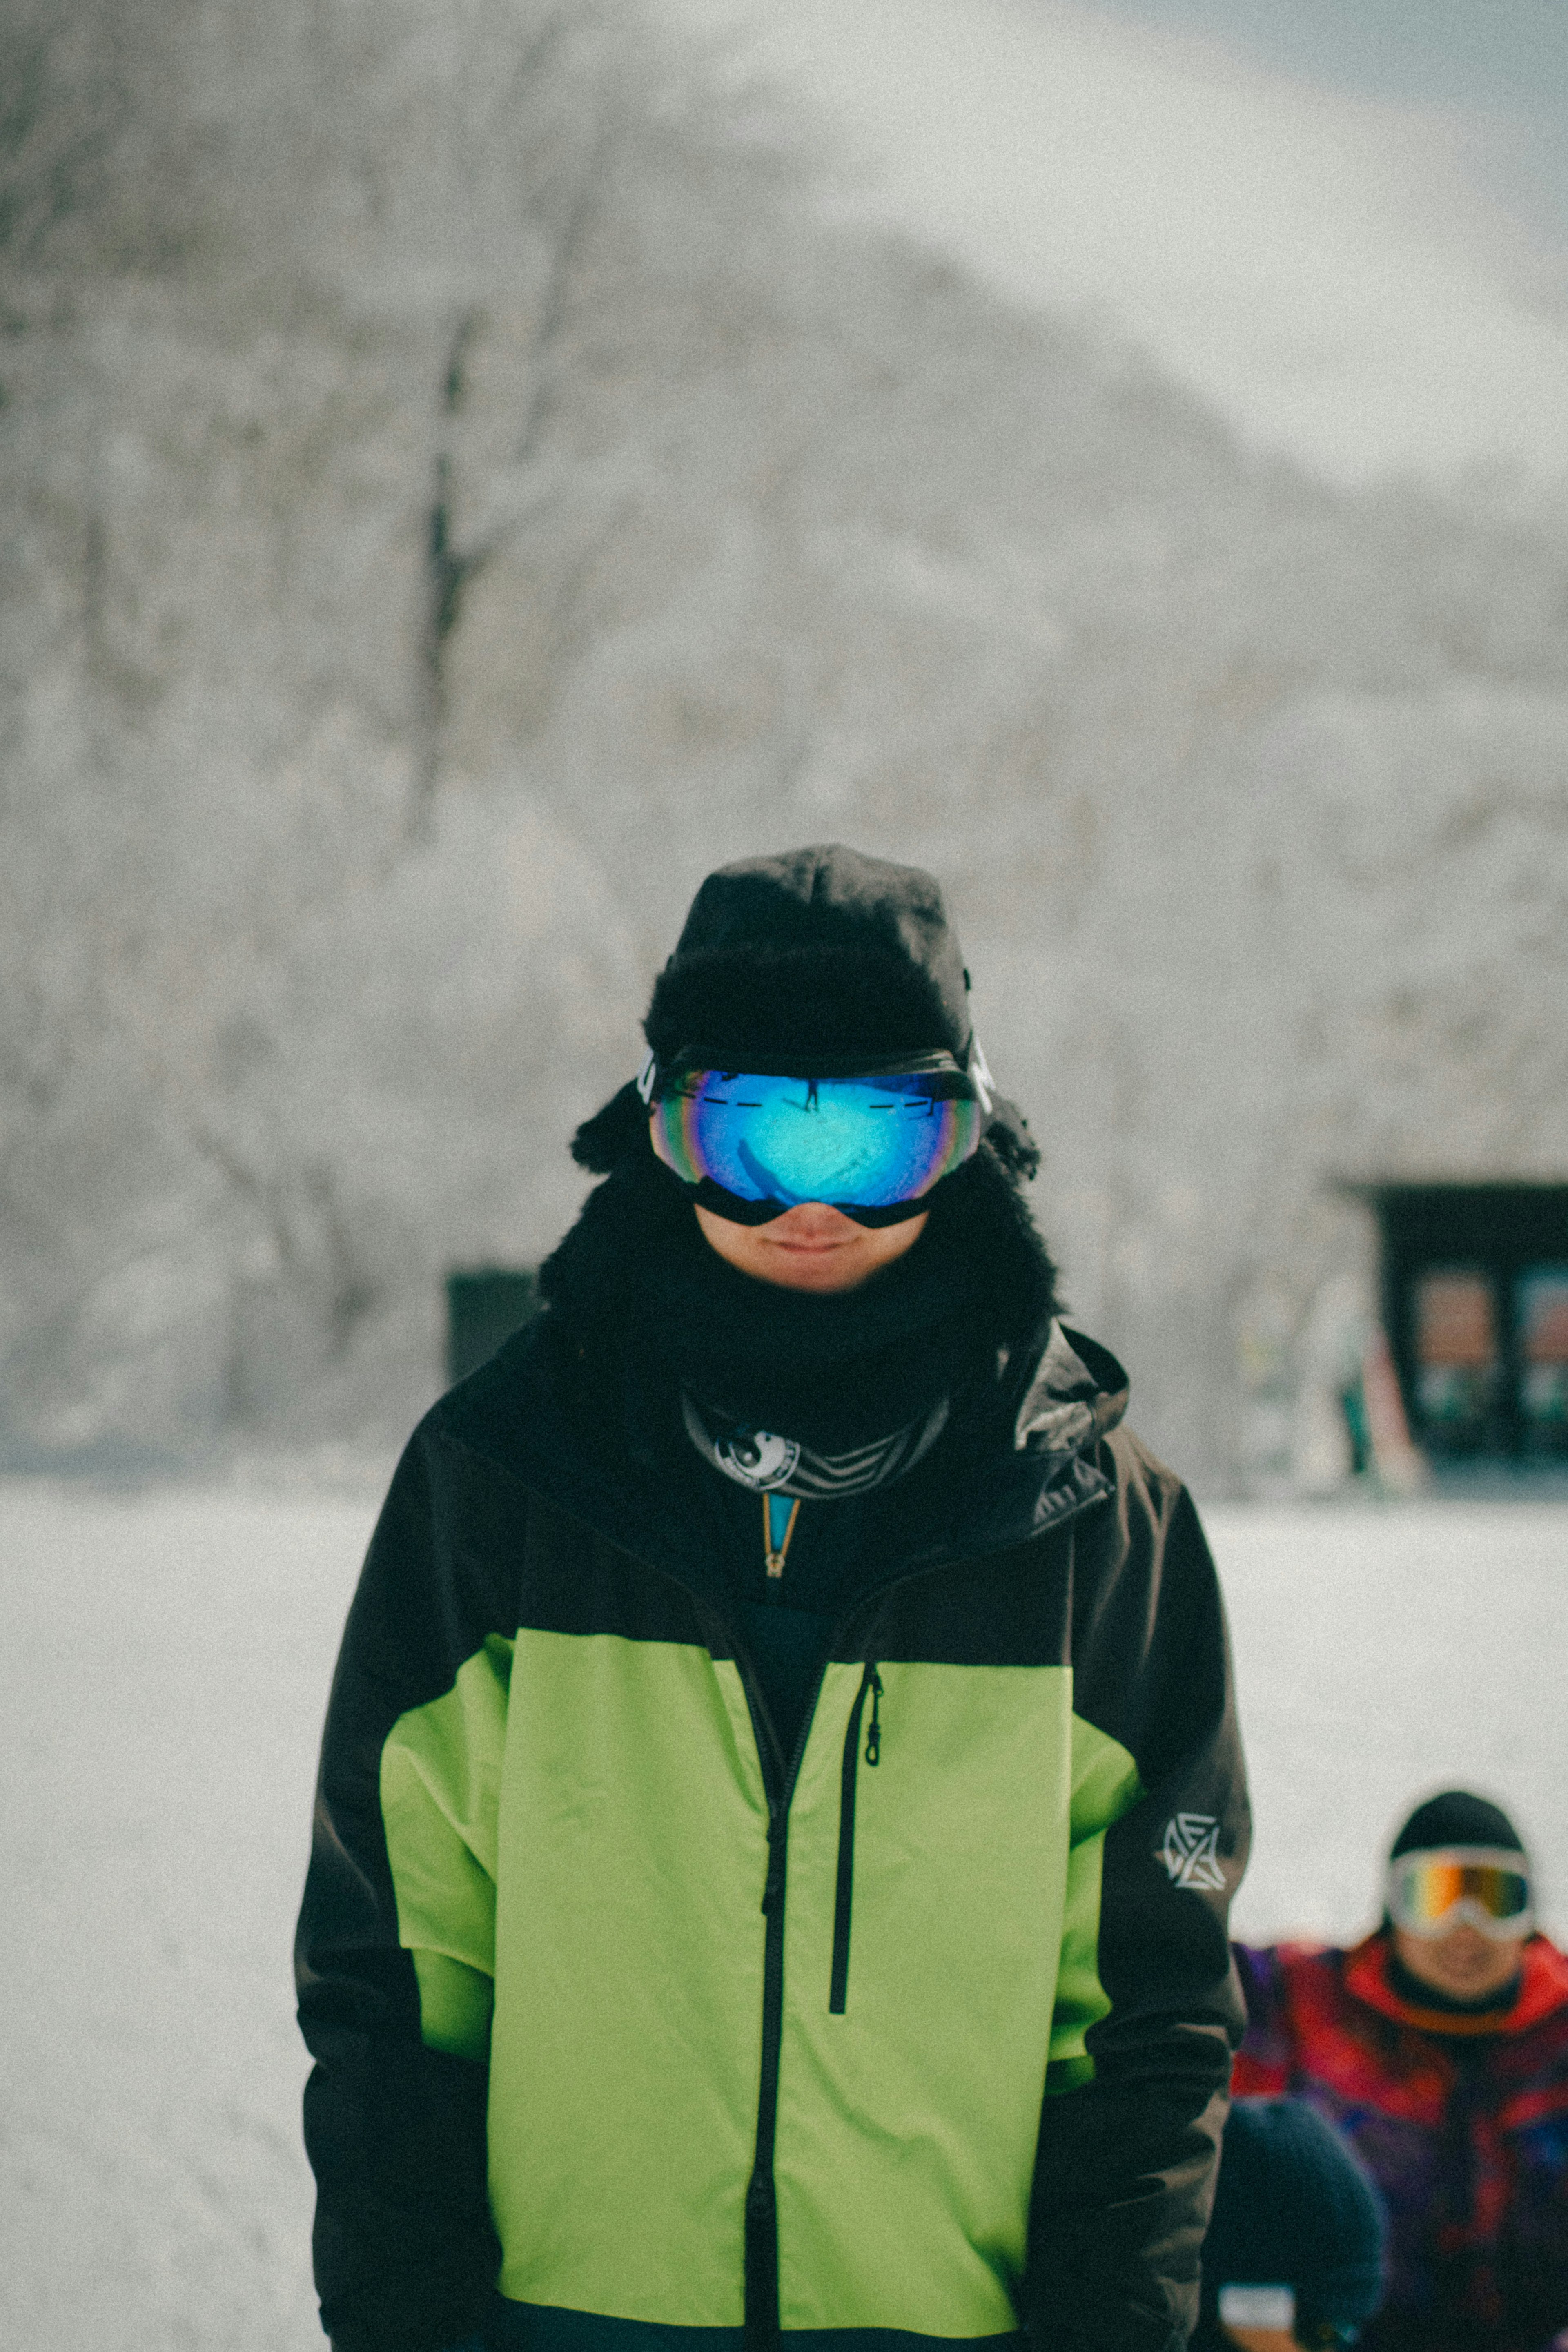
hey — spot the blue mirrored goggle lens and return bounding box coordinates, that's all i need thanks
[649,1070,983,1209]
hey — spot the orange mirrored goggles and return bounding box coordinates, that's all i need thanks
[1387,1846,1533,1942]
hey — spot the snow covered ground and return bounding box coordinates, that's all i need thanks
[0,1485,376,2352]
[4,1483,1565,2349]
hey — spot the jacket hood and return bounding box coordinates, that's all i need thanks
[1012,1322,1130,1459]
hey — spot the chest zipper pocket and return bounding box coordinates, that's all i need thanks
[829,1661,882,2014]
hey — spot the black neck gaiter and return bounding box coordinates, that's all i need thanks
[639,1213,979,1457]
[538,1146,1061,1487]
[1387,1948,1521,2024]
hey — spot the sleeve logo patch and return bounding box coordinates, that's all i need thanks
[1162,1812,1226,1891]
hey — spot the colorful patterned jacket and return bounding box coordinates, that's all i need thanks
[1233,1933,1568,2352]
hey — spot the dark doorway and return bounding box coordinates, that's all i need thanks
[445,1267,541,1385]
[1376,1188,1568,1466]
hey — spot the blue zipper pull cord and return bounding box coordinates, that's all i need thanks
[864,1665,883,1766]
[764,1491,800,1581]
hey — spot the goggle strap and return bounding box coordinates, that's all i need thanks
[686,1172,944,1231]
[967,1034,995,1118]
[644,1046,977,1091]
[1391,1846,1530,1883]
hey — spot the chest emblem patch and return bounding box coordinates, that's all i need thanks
[715,1428,802,1491]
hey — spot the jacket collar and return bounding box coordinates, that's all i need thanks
[1345,1930,1568,2038]
[436,1313,1123,1602]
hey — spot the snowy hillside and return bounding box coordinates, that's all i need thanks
[2,0,1566,1489]
[3,1484,1566,2349]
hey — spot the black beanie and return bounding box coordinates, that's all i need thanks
[1389,1790,1526,1861]
[1204,2097,1386,2332]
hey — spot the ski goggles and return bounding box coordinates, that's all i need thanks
[1386,1847,1533,1942]
[643,1054,987,1226]
[1217,2288,1361,2350]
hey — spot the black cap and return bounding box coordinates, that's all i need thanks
[644,844,975,1073]
[1204,2097,1386,2333]
[1389,1790,1526,1862]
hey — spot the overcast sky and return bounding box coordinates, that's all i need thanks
[663,0,1568,493]
[1098,0,1568,281]
[1099,0,1568,206]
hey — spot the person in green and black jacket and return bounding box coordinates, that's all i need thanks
[296,843,1251,2352]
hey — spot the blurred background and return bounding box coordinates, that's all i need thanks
[4,0,1567,1494]
[2,2,1567,2343]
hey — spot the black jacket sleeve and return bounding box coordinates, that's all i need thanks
[1025,1437,1249,2352]
[295,1421,524,2352]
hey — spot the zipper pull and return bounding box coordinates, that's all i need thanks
[865,1665,883,1766]
[764,1492,800,1581]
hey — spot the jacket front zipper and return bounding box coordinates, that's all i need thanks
[738,1640,888,2348]
[738,1639,821,2352]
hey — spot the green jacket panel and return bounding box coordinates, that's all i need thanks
[489,1630,768,2324]
[383,1634,1142,2338]
[776,1661,1111,2334]
[381,1634,511,2060]
[1043,1712,1146,2093]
